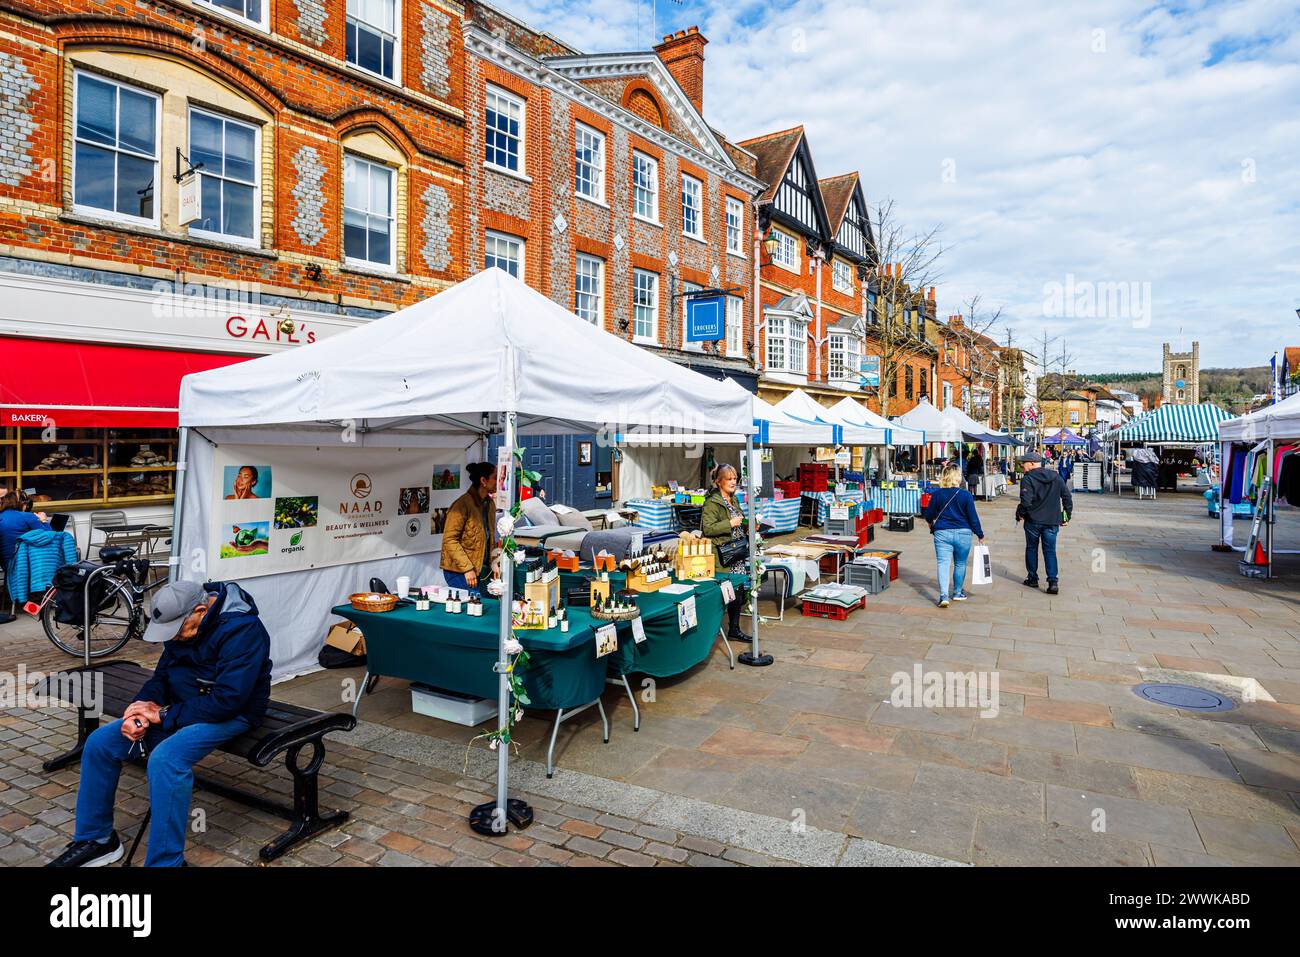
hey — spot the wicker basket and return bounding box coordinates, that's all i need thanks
[349,592,398,613]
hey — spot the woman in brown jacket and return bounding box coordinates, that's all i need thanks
[440,462,497,592]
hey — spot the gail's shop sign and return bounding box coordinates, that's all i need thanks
[224,314,318,345]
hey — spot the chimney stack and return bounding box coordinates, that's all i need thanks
[654,27,708,114]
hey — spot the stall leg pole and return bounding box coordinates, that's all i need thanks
[739,434,772,668]
[1267,439,1275,578]
[469,411,531,836]
[168,427,189,584]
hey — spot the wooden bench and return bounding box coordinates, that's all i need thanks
[39,660,355,863]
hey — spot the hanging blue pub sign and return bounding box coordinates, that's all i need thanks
[685,295,725,341]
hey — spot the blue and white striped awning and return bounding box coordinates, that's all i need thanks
[1103,403,1230,443]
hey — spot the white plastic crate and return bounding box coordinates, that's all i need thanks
[411,684,497,726]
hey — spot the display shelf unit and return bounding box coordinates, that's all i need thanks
[1,427,178,510]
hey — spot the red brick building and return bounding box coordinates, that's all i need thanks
[461,3,763,388]
[0,0,465,523]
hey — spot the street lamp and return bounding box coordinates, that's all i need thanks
[761,227,780,264]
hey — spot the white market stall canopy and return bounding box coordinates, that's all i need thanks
[1102,402,1229,444]
[619,381,840,447]
[181,268,755,438]
[1220,393,1300,442]
[828,396,925,446]
[773,389,890,446]
[893,398,963,443]
[940,404,1003,442]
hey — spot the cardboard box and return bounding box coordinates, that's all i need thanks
[325,621,366,655]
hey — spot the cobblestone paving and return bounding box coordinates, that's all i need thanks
[2,486,1298,866]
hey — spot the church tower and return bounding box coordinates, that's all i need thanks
[1162,342,1199,405]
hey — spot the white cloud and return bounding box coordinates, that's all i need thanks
[484,0,1300,371]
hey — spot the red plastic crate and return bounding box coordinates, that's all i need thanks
[801,595,868,620]
[775,480,802,499]
[865,507,884,525]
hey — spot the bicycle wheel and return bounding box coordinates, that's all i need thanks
[41,577,141,658]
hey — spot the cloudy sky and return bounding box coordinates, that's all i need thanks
[489,0,1300,373]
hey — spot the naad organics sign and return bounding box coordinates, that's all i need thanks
[207,445,467,579]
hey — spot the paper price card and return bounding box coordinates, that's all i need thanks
[594,623,618,658]
[677,595,698,635]
[631,616,647,644]
[720,579,736,603]
[830,505,850,521]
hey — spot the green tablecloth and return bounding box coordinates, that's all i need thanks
[332,573,733,710]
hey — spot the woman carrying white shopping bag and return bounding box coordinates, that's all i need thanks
[921,466,986,608]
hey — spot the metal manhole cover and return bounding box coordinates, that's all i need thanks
[1133,683,1235,712]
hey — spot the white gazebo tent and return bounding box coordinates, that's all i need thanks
[173,268,754,834]
[828,396,926,447]
[1217,392,1300,574]
[894,398,963,443]
[773,389,886,447]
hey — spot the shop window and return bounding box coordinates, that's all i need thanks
[188,108,257,244]
[574,253,603,323]
[485,230,524,278]
[574,123,604,201]
[681,174,703,240]
[485,85,524,173]
[343,154,395,270]
[829,334,860,383]
[346,0,399,81]
[72,71,159,226]
[3,428,177,510]
[633,151,658,222]
[633,269,658,343]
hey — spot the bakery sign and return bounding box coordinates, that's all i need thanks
[206,444,469,579]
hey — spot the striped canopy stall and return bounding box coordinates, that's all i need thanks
[1103,403,1230,443]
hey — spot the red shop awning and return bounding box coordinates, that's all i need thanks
[0,338,249,428]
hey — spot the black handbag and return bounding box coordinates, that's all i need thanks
[717,537,749,567]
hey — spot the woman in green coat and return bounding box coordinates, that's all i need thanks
[700,464,750,642]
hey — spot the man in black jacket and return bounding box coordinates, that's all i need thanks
[1016,451,1073,594]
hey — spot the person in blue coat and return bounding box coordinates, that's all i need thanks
[48,579,272,868]
[0,490,48,572]
[922,466,986,607]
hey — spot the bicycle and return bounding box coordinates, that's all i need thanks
[37,545,170,658]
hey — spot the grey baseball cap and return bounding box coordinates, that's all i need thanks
[1019,451,1044,464]
[143,580,211,643]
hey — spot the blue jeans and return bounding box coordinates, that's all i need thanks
[74,715,253,867]
[442,570,472,591]
[1024,521,1060,583]
[933,528,973,600]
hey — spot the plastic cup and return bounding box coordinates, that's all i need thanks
[395,577,410,598]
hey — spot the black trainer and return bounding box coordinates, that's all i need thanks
[46,831,124,868]
[1022,578,1040,589]
[1046,582,1060,595]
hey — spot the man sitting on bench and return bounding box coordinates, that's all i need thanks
[48,579,272,868]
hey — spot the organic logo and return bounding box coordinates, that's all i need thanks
[350,473,372,499]
[290,531,303,547]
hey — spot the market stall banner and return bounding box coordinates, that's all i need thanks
[209,443,467,579]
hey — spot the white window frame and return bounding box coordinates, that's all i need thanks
[343,153,397,272]
[829,333,861,384]
[484,84,525,175]
[484,229,524,279]
[633,269,659,344]
[679,281,705,352]
[832,258,854,294]
[187,106,260,247]
[770,229,798,272]
[681,174,703,240]
[195,0,269,31]
[632,151,659,224]
[574,252,604,325]
[766,314,807,374]
[725,294,744,357]
[71,71,161,229]
[574,123,605,203]
[345,0,401,83]
[725,197,744,257]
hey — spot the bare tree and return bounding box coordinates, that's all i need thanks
[864,198,944,418]
[940,293,1004,422]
